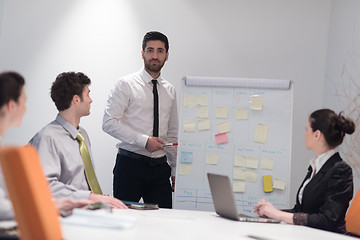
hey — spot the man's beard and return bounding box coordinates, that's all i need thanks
[144,59,166,73]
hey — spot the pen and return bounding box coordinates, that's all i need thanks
[164,142,178,146]
[247,235,273,240]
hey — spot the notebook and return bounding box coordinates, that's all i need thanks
[207,173,281,223]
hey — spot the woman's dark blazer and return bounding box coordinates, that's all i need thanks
[290,152,353,233]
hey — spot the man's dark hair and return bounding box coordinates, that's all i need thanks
[142,31,169,52]
[51,72,91,111]
[0,71,25,108]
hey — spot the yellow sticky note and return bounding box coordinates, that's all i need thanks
[250,95,263,110]
[217,121,231,133]
[184,94,196,108]
[235,108,248,120]
[197,107,209,118]
[206,153,218,165]
[198,119,210,131]
[197,95,208,106]
[233,168,246,180]
[234,155,246,167]
[184,121,196,132]
[254,123,269,144]
[273,178,286,190]
[216,107,228,118]
[246,157,259,169]
[179,164,192,175]
[233,180,246,193]
[262,175,273,192]
[261,158,274,170]
[245,170,258,183]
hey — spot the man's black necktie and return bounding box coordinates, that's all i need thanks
[152,79,159,137]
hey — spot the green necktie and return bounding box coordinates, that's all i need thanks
[76,132,103,194]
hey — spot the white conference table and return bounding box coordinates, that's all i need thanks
[61,208,358,240]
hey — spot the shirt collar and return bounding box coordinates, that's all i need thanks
[55,114,80,140]
[309,148,337,173]
[140,68,163,84]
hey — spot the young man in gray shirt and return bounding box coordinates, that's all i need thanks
[30,72,126,209]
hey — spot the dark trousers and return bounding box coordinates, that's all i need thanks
[113,150,172,208]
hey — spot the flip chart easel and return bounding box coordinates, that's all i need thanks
[174,76,293,213]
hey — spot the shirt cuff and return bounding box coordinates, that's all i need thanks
[136,134,149,148]
[171,167,176,176]
[72,190,92,200]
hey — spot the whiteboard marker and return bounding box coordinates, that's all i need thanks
[164,142,178,146]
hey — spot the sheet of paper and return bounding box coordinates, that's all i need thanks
[197,107,209,118]
[61,208,136,229]
[198,119,210,131]
[197,95,208,106]
[215,132,228,144]
[233,180,246,192]
[235,108,248,120]
[180,151,193,163]
[246,157,259,169]
[273,178,286,190]
[217,121,231,133]
[179,164,192,175]
[250,95,263,110]
[216,107,228,118]
[233,168,246,180]
[234,155,246,167]
[261,158,274,170]
[245,170,258,183]
[184,121,196,132]
[184,94,196,108]
[262,175,273,192]
[254,123,269,144]
[206,153,218,165]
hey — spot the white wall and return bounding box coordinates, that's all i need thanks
[323,0,360,194]
[0,0,331,207]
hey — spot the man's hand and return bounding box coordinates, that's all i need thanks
[54,197,93,212]
[89,193,128,209]
[145,136,165,152]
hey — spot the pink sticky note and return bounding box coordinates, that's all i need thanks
[215,132,228,144]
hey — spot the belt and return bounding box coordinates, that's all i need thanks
[118,148,167,166]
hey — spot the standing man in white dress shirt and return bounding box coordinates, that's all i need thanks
[102,31,178,208]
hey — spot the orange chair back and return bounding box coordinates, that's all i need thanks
[346,187,360,235]
[0,145,62,240]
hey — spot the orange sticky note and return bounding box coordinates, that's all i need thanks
[262,175,273,193]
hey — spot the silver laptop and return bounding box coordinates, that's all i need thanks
[207,173,280,223]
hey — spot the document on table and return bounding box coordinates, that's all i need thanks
[61,209,136,229]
